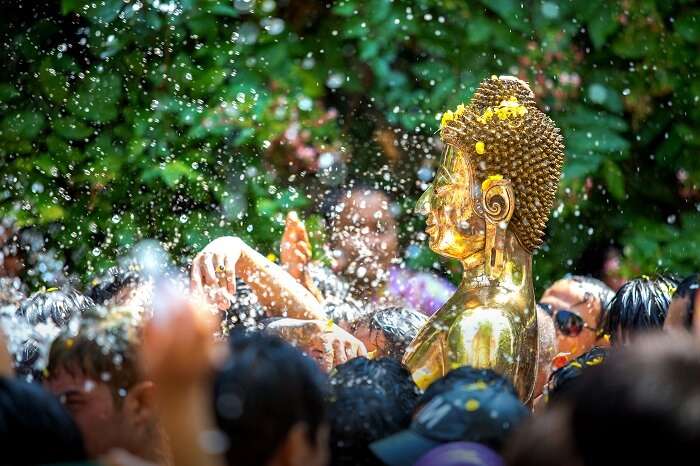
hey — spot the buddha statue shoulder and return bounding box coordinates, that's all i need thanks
[403,75,565,403]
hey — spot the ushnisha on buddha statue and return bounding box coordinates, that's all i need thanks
[403,75,565,402]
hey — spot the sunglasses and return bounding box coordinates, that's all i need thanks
[538,301,600,337]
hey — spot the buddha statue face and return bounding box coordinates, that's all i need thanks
[417,145,487,261]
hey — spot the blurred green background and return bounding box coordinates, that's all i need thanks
[1,0,699,292]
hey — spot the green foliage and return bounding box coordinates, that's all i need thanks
[0,0,698,292]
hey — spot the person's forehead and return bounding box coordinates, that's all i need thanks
[340,191,389,214]
[47,368,108,395]
[542,280,590,303]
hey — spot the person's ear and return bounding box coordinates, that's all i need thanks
[123,381,157,426]
[269,422,313,466]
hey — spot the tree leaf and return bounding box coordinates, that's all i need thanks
[602,160,625,200]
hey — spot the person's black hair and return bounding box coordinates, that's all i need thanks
[567,275,614,328]
[670,273,700,330]
[48,310,141,404]
[327,357,420,466]
[567,275,614,306]
[219,278,266,335]
[352,306,427,360]
[87,265,146,305]
[213,330,327,466]
[0,376,86,464]
[546,346,608,403]
[17,286,94,328]
[421,366,511,406]
[601,275,676,343]
[15,287,94,378]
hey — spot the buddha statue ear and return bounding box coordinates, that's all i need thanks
[481,177,515,280]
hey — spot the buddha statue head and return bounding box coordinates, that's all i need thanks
[417,76,564,277]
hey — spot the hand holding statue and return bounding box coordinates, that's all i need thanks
[191,236,242,311]
[266,318,368,372]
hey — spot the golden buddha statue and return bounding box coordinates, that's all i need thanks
[403,75,565,403]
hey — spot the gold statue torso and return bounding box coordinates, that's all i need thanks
[402,76,564,403]
[403,234,538,402]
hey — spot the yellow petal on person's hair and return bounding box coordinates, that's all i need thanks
[325,319,335,331]
[465,399,480,411]
[65,338,74,348]
[475,141,485,154]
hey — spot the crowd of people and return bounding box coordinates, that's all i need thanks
[2,186,700,466]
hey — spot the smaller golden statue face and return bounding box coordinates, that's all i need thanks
[417,146,486,261]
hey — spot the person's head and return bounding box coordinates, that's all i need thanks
[664,273,699,332]
[214,330,329,466]
[328,186,398,285]
[539,276,613,359]
[509,333,700,466]
[45,310,163,460]
[18,286,94,328]
[219,278,266,335]
[351,306,427,359]
[15,286,94,378]
[325,298,371,332]
[370,367,528,466]
[87,265,153,310]
[0,376,87,464]
[327,357,420,466]
[602,275,676,344]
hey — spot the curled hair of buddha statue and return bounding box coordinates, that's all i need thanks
[439,75,565,253]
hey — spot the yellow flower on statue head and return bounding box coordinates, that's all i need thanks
[440,109,455,129]
[482,174,503,191]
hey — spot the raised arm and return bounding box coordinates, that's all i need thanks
[191,236,326,320]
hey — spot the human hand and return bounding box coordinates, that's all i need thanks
[191,236,241,311]
[267,318,367,371]
[141,292,225,388]
[280,212,312,281]
[281,212,324,302]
